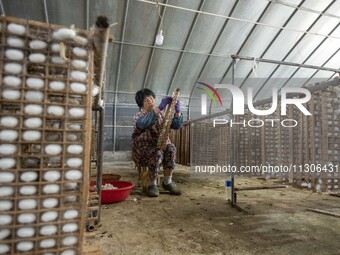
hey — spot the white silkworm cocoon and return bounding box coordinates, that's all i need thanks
[20,172,38,182]
[0,144,17,155]
[52,31,63,40]
[26,77,44,89]
[92,84,100,97]
[29,40,47,50]
[71,71,87,81]
[51,43,61,52]
[2,89,21,100]
[68,123,81,130]
[5,49,24,60]
[66,158,83,167]
[45,144,62,155]
[0,117,18,127]
[47,105,65,116]
[4,63,22,74]
[0,229,11,240]
[7,37,25,48]
[7,23,26,35]
[17,227,35,238]
[19,199,37,210]
[29,53,46,63]
[61,250,76,255]
[40,225,58,236]
[16,241,34,252]
[0,187,14,197]
[24,117,42,128]
[65,170,82,181]
[73,35,88,45]
[0,130,18,141]
[62,236,78,246]
[0,200,13,211]
[55,28,76,39]
[71,59,87,69]
[66,133,79,142]
[40,239,56,248]
[0,158,15,169]
[63,210,79,219]
[62,223,78,233]
[41,211,58,222]
[67,145,83,154]
[25,90,44,102]
[42,198,58,208]
[3,76,21,87]
[0,215,12,225]
[51,56,66,64]
[69,107,85,117]
[19,186,37,195]
[0,244,10,254]
[73,47,87,57]
[49,81,65,90]
[23,130,41,141]
[17,213,36,224]
[43,184,60,194]
[43,171,61,181]
[70,82,86,93]
[24,104,43,115]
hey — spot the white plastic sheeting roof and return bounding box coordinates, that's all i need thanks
[2,0,340,150]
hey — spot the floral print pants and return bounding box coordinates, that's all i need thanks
[133,143,176,180]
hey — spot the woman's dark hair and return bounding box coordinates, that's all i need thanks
[135,88,155,108]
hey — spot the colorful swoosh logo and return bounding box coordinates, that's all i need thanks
[197,82,222,106]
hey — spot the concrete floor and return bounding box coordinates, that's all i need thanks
[89,161,340,255]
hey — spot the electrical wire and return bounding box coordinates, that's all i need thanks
[264,0,340,20]
[136,0,340,41]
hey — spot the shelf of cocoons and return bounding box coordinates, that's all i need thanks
[0,16,94,255]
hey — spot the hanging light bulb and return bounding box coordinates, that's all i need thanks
[155,29,164,46]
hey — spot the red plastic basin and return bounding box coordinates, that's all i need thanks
[90,180,135,204]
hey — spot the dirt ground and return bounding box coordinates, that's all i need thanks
[89,161,340,255]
